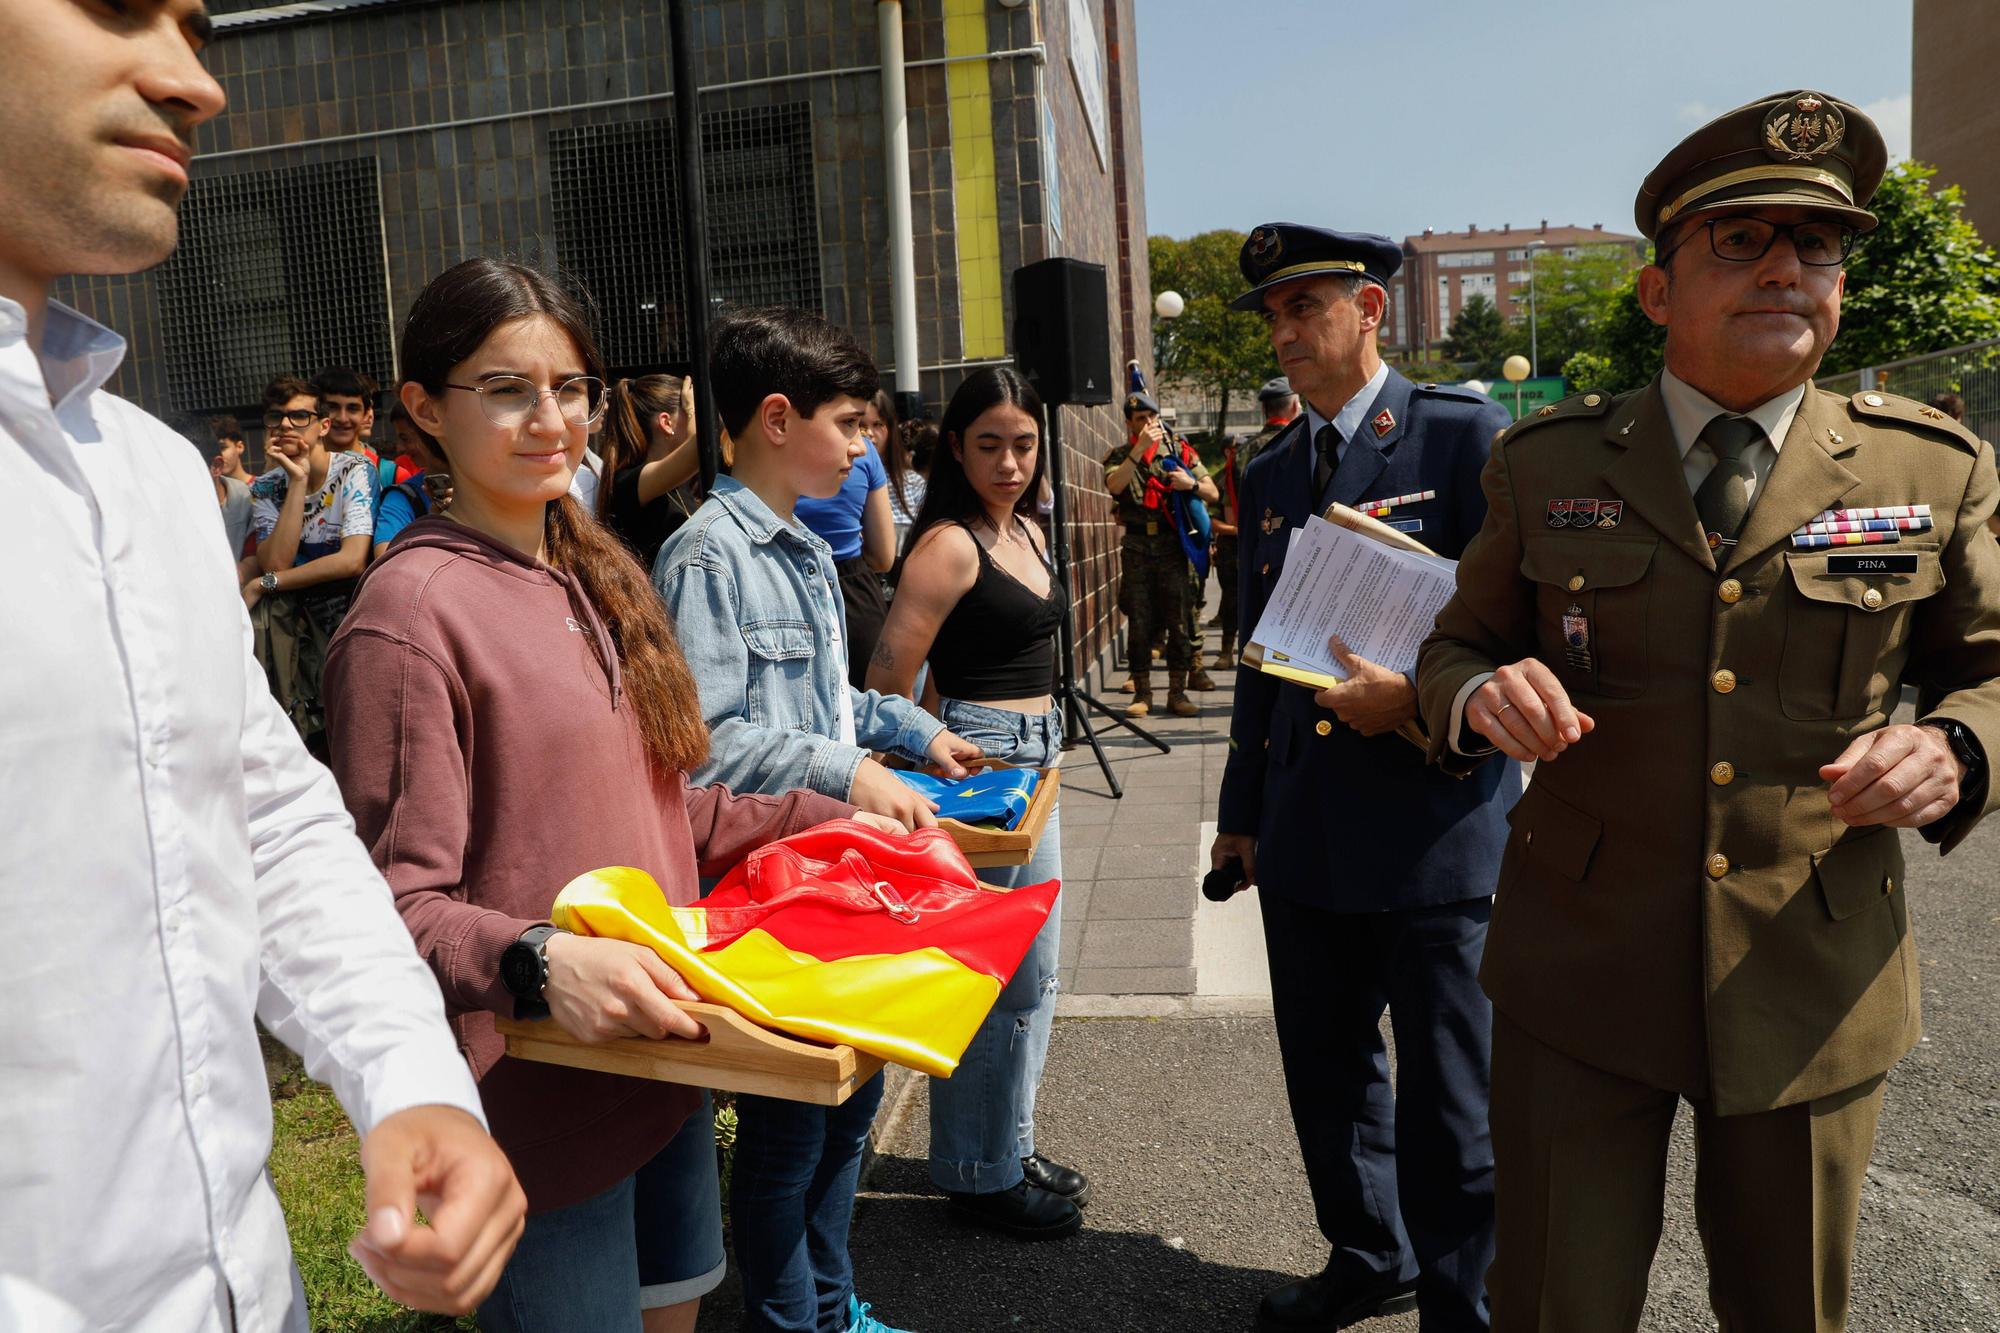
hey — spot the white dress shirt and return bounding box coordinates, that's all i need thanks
[0,298,484,1333]
[1445,371,1806,754]
[1301,358,1391,480]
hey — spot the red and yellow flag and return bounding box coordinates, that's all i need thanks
[551,821,1059,1077]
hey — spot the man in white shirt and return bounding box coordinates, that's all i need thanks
[0,3,524,1328]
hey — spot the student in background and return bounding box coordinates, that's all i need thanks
[372,403,447,557]
[242,373,376,745]
[886,415,935,556]
[596,373,701,570]
[795,388,896,686]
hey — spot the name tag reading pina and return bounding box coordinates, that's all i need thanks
[1828,554,1919,574]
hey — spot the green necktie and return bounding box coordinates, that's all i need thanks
[1693,414,1763,546]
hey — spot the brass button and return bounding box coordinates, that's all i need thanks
[1583,393,1603,407]
[1567,574,1585,592]
[1863,392,1885,407]
[1314,720,1333,737]
[1710,761,1735,786]
[1712,669,1737,694]
[1707,853,1730,879]
[1861,587,1884,610]
[1718,578,1743,604]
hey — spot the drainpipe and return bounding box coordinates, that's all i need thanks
[878,1,923,421]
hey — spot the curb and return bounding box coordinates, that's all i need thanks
[858,1061,922,1189]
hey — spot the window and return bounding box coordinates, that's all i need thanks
[153,157,393,415]
[1437,250,1495,269]
[551,104,822,370]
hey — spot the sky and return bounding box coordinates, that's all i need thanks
[1135,0,1914,244]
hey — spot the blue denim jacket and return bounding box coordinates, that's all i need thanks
[654,475,945,799]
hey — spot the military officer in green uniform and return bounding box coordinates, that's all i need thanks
[1238,376,1299,476]
[1416,90,2000,1333]
[1105,391,1217,717]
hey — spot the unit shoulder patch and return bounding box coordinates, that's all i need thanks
[1847,390,1982,453]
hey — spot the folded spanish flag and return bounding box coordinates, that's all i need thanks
[550,820,1060,1077]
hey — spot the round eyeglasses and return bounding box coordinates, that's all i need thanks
[445,375,607,427]
[1658,216,1857,268]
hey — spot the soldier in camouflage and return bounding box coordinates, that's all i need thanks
[1104,392,1218,717]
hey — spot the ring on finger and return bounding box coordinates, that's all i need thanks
[1494,702,1516,717]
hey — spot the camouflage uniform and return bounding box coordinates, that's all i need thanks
[1104,436,1210,712]
[1217,420,1287,659]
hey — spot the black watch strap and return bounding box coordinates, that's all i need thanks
[501,924,562,1018]
[1927,718,1984,789]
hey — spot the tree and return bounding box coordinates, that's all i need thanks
[1509,245,1643,378]
[1149,231,1279,442]
[1442,294,1521,377]
[1561,350,1616,395]
[1594,276,1666,393]
[1823,161,2000,374]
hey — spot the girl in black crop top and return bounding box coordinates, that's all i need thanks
[862,368,1091,1236]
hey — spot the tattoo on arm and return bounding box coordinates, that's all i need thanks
[871,640,896,669]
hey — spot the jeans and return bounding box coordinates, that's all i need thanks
[730,1071,887,1332]
[927,699,1064,1194]
[478,1093,726,1333]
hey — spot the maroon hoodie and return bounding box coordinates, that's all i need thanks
[325,516,851,1211]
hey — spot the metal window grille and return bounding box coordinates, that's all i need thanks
[154,157,394,414]
[551,103,822,370]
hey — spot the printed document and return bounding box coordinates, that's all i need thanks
[1248,515,1458,681]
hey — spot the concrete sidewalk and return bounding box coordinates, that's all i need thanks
[1051,623,1268,1006]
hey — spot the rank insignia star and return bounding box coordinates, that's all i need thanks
[1536,405,1558,417]
[1919,406,1945,420]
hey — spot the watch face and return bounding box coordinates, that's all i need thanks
[500,941,536,998]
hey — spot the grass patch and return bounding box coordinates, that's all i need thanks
[262,1037,474,1333]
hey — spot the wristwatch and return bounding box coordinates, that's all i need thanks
[259,571,279,593]
[1923,718,1983,794]
[500,924,563,1018]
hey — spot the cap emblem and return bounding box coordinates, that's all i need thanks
[1248,226,1282,265]
[1763,93,1846,162]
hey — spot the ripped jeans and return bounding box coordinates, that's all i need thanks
[927,699,1063,1194]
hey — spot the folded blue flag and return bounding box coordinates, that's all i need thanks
[892,767,1042,829]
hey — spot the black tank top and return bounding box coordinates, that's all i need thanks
[928,519,1065,701]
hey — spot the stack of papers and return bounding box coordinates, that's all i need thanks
[1247,515,1459,687]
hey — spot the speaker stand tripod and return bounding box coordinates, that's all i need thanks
[1045,408,1168,799]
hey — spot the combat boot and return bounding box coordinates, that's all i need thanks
[1126,674,1153,717]
[1188,653,1217,691]
[1218,634,1236,666]
[1166,672,1199,717]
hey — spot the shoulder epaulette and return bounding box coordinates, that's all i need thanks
[1495,389,1621,447]
[1847,390,1982,453]
[1412,382,1494,405]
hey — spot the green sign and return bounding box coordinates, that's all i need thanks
[1456,375,1567,420]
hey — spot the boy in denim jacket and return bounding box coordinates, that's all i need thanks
[654,306,977,1333]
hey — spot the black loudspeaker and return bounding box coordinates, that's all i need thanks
[1013,258,1113,405]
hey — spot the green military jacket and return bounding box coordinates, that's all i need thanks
[1416,378,2000,1115]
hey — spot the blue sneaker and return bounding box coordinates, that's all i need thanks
[848,1292,914,1333]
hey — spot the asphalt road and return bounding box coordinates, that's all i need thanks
[697,812,1999,1332]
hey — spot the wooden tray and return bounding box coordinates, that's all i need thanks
[495,1002,886,1106]
[934,759,1060,869]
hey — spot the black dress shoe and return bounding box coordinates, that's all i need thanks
[943,1178,1083,1240]
[1021,1153,1093,1207]
[1256,1268,1418,1331]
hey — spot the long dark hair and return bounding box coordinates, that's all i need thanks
[398,258,708,774]
[598,373,686,520]
[906,367,1047,553]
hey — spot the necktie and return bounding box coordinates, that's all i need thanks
[1693,414,1763,547]
[1313,422,1342,502]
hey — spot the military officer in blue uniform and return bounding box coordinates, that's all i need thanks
[1211,225,1519,1332]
